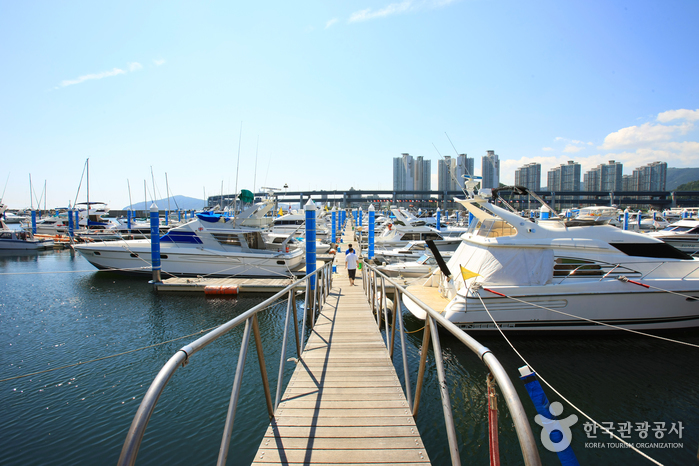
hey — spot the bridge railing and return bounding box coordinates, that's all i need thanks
[117,261,333,466]
[360,262,542,466]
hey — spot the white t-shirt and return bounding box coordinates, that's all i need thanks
[345,252,358,270]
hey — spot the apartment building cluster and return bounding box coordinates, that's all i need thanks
[393,152,668,195]
[392,151,499,195]
[514,160,667,192]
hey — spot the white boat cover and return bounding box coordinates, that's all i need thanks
[456,244,554,287]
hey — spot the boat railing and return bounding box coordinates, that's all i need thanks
[360,261,542,466]
[117,261,334,466]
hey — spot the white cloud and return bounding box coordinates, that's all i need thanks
[325,18,338,28]
[348,0,456,23]
[542,147,553,151]
[600,122,693,150]
[58,67,126,88]
[153,59,166,66]
[56,61,148,89]
[657,108,699,123]
[563,144,583,153]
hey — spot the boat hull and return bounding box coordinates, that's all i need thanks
[75,241,305,277]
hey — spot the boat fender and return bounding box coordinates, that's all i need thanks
[285,245,289,253]
[204,285,239,296]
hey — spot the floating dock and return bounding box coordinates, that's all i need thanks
[251,222,430,464]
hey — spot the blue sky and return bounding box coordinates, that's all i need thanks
[1,0,698,209]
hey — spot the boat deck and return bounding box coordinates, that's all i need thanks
[251,222,430,465]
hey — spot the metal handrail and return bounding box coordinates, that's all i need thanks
[117,261,333,466]
[360,262,541,466]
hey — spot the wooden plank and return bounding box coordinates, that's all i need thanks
[253,230,430,465]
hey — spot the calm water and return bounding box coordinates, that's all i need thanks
[1,249,698,465]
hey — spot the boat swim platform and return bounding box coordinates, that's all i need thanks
[252,257,430,464]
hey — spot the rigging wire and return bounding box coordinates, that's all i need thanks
[473,291,664,466]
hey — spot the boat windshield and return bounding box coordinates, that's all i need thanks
[476,219,516,238]
[417,254,430,264]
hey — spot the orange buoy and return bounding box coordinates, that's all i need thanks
[204,285,239,296]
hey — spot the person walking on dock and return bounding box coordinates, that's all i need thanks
[345,247,358,286]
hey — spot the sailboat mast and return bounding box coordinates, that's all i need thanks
[29,173,33,210]
[86,158,90,230]
[165,172,171,216]
[234,121,242,215]
[127,179,133,214]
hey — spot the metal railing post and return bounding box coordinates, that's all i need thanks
[382,276,390,347]
[252,314,274,420]
[274,291,294,410]
[395,288,413,412]
[290,289,301,359]
[217,317,253,465]
[412,316,431,417]
[387,277,397,360]
[429,315,461,466]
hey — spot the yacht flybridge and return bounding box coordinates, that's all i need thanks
[404,183,699,331]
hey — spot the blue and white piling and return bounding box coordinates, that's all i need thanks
[331,207,337,245]
[68,203,74,239]
[127,210,132,231]
[436,207,441,231]
[31,210,37,235]
[623,210,629,230]
[305,199,317,293]
[636,210,642,230]
[368,204,375,260]
[150,203,162,284]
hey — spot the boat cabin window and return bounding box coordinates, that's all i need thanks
[243,232,265,250]
[476,219,516,238]
[467,219,481,235]
[553,258,640,278]
[421,233,442,241]
[402,233,421,241]
[610,243,693,260]
[212,233,242,246]
[0,232,12,239]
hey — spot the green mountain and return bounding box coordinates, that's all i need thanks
[667,167,699,190]
[676,179,699,191]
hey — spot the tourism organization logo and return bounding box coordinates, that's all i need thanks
[534,401,578,452]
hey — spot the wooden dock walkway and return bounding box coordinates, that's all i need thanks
[251,221,430,465]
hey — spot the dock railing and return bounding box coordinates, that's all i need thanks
[360,262,542,466]
[117,261,333,466]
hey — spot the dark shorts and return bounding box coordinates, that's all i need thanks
[348,268,356,279]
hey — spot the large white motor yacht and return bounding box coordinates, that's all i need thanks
[403,185,699,331]
[75,201,305,277]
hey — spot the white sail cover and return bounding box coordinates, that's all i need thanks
[457,244,554,286]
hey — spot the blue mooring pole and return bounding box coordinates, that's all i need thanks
[623,211,629,230]
[436,207,441,231]
[31,209,37,235]
[468,212,475,228]
[368,204,375,260]
[636,210,642,230]
[127,210,132,231]
[74,210,79,230]
[68,204,74,239]
[519,366,580,465]
[331,207,337,244]
[150,204,162,284]
[305,199,317,291]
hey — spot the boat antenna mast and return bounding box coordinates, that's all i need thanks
[234,121,243,217]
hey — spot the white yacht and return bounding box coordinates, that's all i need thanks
[403,184,699,331]
[75,200,305,277]
[377,254,440,278]
[270,211,330,240]
[371,241,453,264]
[647,218,699,254]
[375,207,461,251]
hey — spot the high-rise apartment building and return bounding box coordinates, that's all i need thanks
[632,161,667,191]
[584,160,623,191]
[414,156,431,198]
[514,163,541,191]
[438,154,474,192]
[393,153,430,199]
[547,161,580,191]
[481,150,500,189]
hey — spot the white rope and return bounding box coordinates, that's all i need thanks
[474,291,664,466]
[474,285,699,349]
